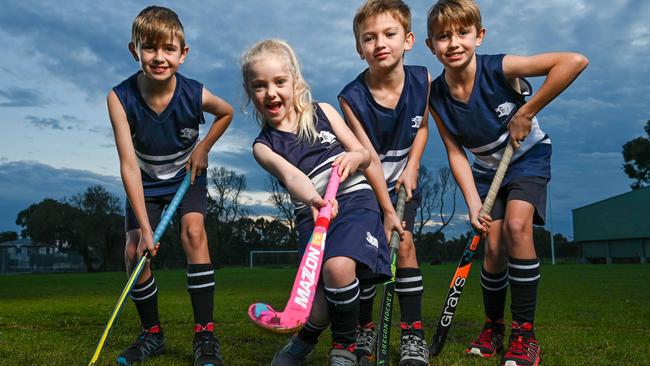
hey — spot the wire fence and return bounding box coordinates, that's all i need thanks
[0,245,86,274]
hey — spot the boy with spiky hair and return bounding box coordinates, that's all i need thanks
[425,1,588,365]
[339,1,431,365]
[107,6,234,366]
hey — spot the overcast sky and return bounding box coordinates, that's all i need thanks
[1,0,648,239]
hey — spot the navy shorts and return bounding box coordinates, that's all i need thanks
[296,207,391,285]
[485,176,548,226]
[124,183,207,232]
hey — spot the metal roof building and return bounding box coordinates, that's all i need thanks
[572,186,650,263]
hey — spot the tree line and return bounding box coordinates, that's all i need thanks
[4,164,576,272]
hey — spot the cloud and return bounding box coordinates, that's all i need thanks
[0,160,124,231]
[0,87,48,107]
[24,116,63,130]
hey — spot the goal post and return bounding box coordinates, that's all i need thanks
[249,250,299,269]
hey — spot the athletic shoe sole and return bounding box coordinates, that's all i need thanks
[358,355,374,366]
[503,357,541,366]
[465,345,501,358]
[116,346,165,365]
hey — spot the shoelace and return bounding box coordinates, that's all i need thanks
[476,327,495,345]
[507,331,538,357]
[356,326,376,350]
[400,334,428,358]
[129,331,160,355]
[194,333,221,357]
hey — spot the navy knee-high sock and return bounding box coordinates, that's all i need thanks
[395,268,424,337]
[480,266,509,322]
[187,263,215,326]
[325,278,360,346]
[130,274,160,329]
[508,258,540,324]
[358,282,376,326]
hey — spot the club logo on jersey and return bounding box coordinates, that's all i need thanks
[318,131,337,145]
[411,116,423,128]
[495,102,516,118]
[365,232,379,248]
[180,128,199,140]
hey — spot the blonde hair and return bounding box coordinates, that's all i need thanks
[353,0,411,53]
[427,0,482,40]
[131,6,186,49]
[241,39,317,143]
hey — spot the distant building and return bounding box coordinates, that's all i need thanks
[573,186,649,264]
[0,238,85,274]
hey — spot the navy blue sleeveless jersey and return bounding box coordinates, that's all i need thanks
[429,54,551,196]
[338,65,428,201]
[254,104,378,220]
[113,72,206,196]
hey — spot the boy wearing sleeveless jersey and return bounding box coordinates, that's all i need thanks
[425,1,588,365]
[107,6,234,366]
[338,1,431,365]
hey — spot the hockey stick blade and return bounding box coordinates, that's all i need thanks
[429,144,514,357]
[375,187,407,365]
[248,167,341,333]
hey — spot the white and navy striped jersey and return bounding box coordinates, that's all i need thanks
[113,72,206,196]
[429,54,551,196]
[254,103,378,218]
[338,65,428,199]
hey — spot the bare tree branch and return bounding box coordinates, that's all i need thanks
[265,175,296,245]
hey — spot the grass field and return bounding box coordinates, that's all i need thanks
[1,263,648,365]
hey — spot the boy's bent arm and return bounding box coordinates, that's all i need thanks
[107,91,156,253]
[339,98,404,238]
[187,87,235,184]
[431,108,488,233]
[503,53,589,142]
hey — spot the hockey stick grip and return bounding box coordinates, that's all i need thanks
[316,167,341,220]
[151,173,191,244]
[389,187,407,250]
[480,143,514,216]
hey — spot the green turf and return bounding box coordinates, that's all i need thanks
[0,264,648,365]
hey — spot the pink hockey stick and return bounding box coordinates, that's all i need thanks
[248,167,341,333]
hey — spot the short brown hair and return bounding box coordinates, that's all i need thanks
[353,0,411,50]
[426,0,482,40]
[131,6,185,49]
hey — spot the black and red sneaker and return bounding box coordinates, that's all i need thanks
[117,324,166,365]
[465,319,505,358]
[193,322,223,366]
[399,321,429,366]
[355,321,376,366]
[502,322,541,366]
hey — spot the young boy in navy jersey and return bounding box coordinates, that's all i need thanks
[107,6,233,366]
[425,1,588,365]
[338,1,431,365]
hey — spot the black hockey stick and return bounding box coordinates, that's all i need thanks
[375,186,407,365]
[429,143,514,356]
